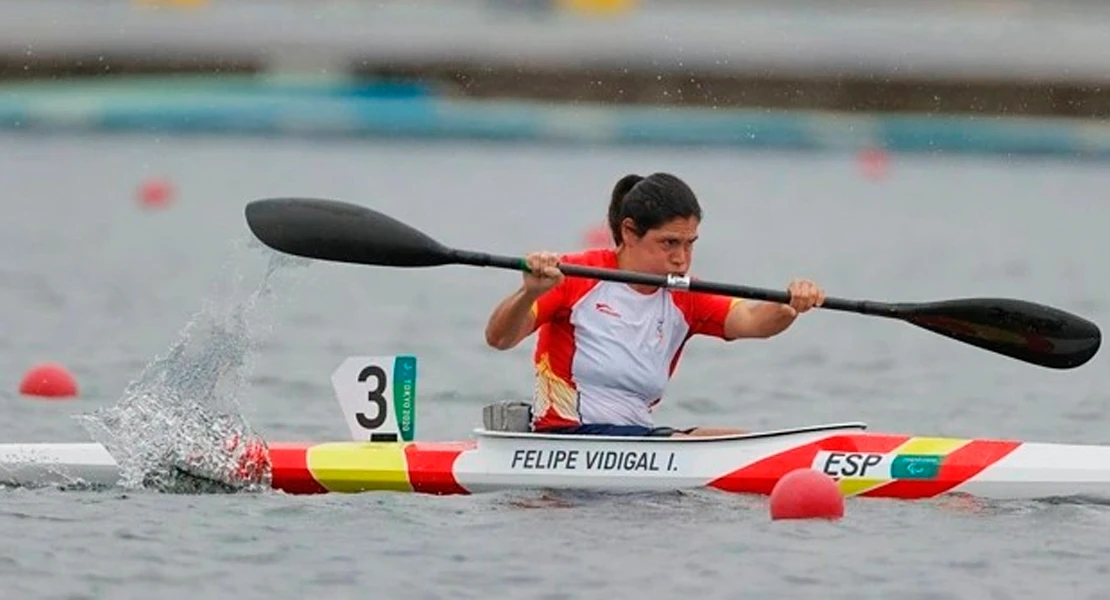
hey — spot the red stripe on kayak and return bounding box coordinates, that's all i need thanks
[405,441,475,495]
[268,443,329,495]
[708,433,909,495]
[859,439,1022,499]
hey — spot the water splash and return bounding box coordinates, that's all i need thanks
[75,240,311,494]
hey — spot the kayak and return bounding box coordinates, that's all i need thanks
[4,355,1109,501]
[274,423,1110,499]
[6,421,1110,501]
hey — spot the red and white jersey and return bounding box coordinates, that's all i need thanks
[529,249,739,430]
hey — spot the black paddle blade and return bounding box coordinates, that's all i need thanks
[244,198,454,267]
[896,298,1101,369]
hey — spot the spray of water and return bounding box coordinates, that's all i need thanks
[75,240,311,494]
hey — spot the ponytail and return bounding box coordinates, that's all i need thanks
[608,174,643,245]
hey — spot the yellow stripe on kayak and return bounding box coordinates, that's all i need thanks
[837,437,970,497]
[838,477,889,497]
[894,437,969,456]
[306,442,414,493]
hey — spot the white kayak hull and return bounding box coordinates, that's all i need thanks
[4,422,1110,502]
[0,443,120,489]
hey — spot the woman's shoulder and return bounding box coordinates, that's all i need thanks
[559,247,617,267]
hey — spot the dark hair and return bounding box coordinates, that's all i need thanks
[607,172,702,245]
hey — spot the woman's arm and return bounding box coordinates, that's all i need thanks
[723,279,825,340]
[485,286,543,350]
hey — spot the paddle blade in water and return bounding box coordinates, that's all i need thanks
[244,198,453,267]
[896,298,1101,369]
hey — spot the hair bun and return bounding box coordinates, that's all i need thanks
[607,174,643,246]
[613,174,644,202]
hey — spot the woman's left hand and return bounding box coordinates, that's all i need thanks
[787,279,826,314]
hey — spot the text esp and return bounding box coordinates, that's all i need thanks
[820,452,883,478]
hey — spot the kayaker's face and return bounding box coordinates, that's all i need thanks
[622,216,699,276]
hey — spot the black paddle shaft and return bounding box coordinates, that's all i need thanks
[451,248,871,311]
[245,197,1102,370]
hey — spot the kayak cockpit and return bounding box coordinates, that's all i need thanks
[478,400,867,442]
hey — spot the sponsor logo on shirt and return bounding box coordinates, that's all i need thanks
[595,302,621,318]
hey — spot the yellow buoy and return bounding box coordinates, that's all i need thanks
[556,0,638,16]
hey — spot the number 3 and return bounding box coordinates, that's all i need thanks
[356,365,387,430]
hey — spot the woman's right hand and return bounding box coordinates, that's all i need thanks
[523,251,564,295]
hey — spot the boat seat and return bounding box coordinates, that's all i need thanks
[482,401,533,433]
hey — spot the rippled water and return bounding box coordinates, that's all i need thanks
[1,133,1108,599]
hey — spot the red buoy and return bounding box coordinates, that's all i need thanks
[582,223,613,248]
[19,363,79,399]
[857,148,890,181]
[769,468,845,521]
[138,177,174,209]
